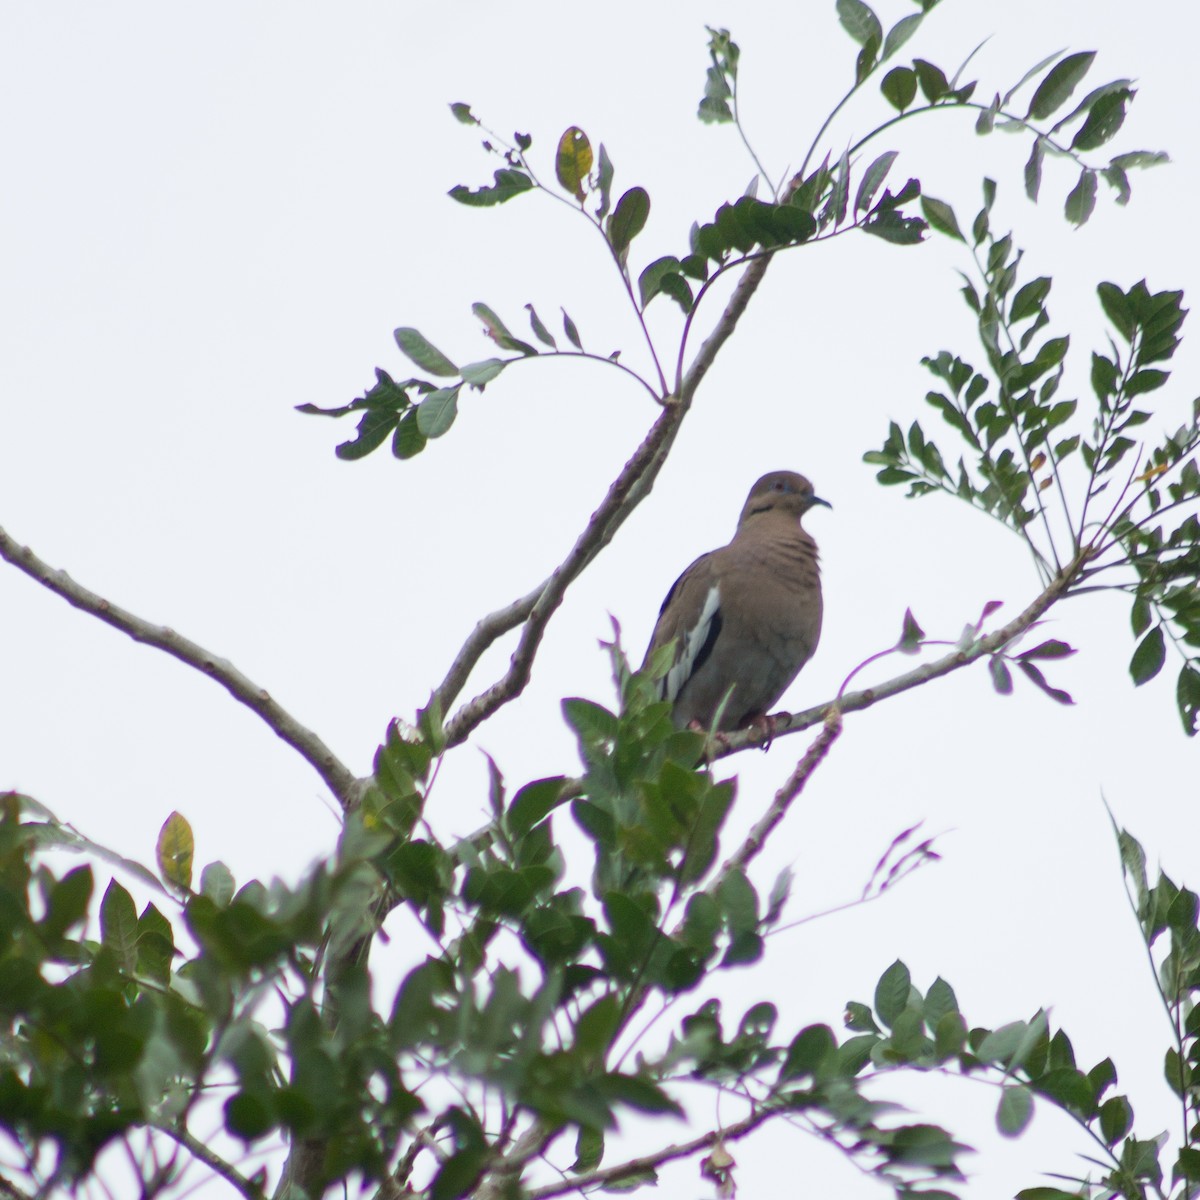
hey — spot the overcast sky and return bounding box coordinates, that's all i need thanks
[2,2,1198,1197]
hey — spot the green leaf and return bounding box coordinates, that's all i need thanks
[596,144,615,220]
[607,187,650,258]
[913,58,949,103]
[1023,136,1045,203]
[988,655,1012,696]
[1011,277,1051,323]
[1177,665,1200,736]
[508,778,568,839]
[1071,88,1131,151]
[855,151,898,213]
[781,1024,836,1080]
[1017,660,1074,705]
[573,1127,604,1173]
[471,302,537,355]
[459,359,506,388]
[225,1091,275,1141]
[594,1073,684,1118]
[882,13,922,60]
[1130,626,1166,686]
[977,1020,1028,1066]
[1064,169,1097,226]
[881,66,917,112]
[200,861,235,907]
[430,1147,488,1200]
[100,879,139,972]
[561,309,583,350]
[923,977,959,1029]
[416,388,459,438]
[448,168,534,207]
[898,608,924,653]
[1175,1146,1200,1183]
[1099,1095,1133,1145]
[556,126,593,202]
[392,410,426,459]
[883,66,916,112]
[874,960,911,1027]
[836,0,882,48]
[449,102,477,126]
[1033,1066,1094,1115]
[997,1085,1034,1137]
[920,195,964,241]
[157,811,194,892]
[394,328,458,377]
[525,304,557,348]
[1027,51,1096,120]
[638,256,684,309]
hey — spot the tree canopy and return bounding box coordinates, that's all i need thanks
[1,2,1198,1198]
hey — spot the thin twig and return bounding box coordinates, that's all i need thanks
[0,526,362,811]
[153,1126,258,1200]
[720,709,843,878]
[713,547,1091,757]
[441,402,684,746]
[525,1105,773,1200]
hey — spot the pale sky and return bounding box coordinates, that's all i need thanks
[2,2,1198,1197]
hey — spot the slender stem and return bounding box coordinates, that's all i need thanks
[713,546,1091,757]
[731,80,777,201]
[968,243,1061,575]
[152,1126,258,1200]
[718,711,843,879]
[524,1105,774,1200]
[0,526,362,811]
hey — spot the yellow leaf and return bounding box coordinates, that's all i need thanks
[1135,462,1169,484]
[555,126,593,203]
[157,811,194,892]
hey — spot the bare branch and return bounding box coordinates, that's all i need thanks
[153,1126,258,1200]
[442,404,684,745]
[714,547,1091,758]
[439,250,783,746]
[472,1121,560,1200]
[721,709,843,878]
[0,526,362,811]
[525,1105,774,1200]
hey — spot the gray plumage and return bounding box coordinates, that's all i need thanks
[642,470,829,731]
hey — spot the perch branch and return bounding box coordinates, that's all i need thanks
[721,708,844,878]
[0,526,361,811]
[714,546,1092,758]
[438,250,780,745]
[525,1105,774,1200]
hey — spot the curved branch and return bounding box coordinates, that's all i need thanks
[442,402,682,745]
[154,1125,259,1200]
[720,710,843,878]
[0,526,361,811]
[440,230,794,749]
[713,546,1091,758]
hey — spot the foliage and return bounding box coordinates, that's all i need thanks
[2,4,1199,1200]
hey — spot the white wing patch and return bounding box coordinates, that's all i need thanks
[664,582,721,704]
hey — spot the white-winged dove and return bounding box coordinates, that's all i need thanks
[642,470,830,731]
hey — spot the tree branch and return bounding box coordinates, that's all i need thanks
[438,249,782,747]
[721,708,843,878]
[524,1105,774,1200]
[441,404,684,745]
[713,547,1091,758]
[153,1125,259,1200]
[0,526,362,811]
